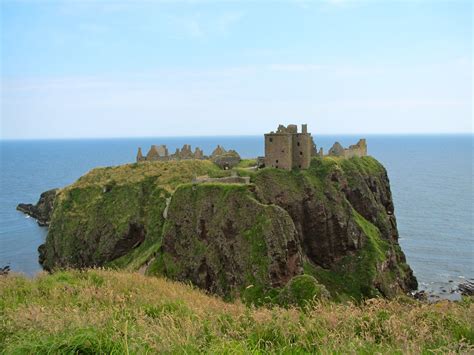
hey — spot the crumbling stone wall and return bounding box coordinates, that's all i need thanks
[136,144,241,167]
[145,145,168,161]
[328,139,367,158]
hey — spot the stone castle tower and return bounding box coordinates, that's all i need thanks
[264,124,312,170]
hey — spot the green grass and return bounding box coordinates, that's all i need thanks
[276,275,330,308]
[236,159,258,168]
[69,159,223,192]
[1,270,472,353]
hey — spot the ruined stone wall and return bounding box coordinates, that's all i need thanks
[264,134,293,170]
[136,144,240,166]
[143,145,169,161]
[327,139,367,158]
[345,139,367,158]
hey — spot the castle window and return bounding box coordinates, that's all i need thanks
[269,138,273,143]
[297,142,300,146]
[281,150,284,153]
[276,160,279,163]
[300,151,303,156]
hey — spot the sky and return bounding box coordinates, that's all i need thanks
[0,0,472,139]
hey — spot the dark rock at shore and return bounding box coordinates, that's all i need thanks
[458,281,474,296]
[17,189,58,226]
[413,290,428,301]
[0,265,10,276]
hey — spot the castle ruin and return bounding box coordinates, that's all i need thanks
[136,124,367,172]
[137,144,205,162]
[264,124,314,170]
[327,139,367,158]
[263,124,367,170]
[136,143,241,169]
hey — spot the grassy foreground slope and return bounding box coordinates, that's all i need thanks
[1,270,473,353]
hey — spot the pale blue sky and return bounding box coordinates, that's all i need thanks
[1,0,472,139]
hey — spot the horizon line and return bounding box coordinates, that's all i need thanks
[1,132,473,142]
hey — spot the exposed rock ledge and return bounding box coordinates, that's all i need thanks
[17,189,58,226]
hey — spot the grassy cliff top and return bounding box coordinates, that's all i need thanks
[65,159,225,192]
[1,270,472,353]
[65,155,386,191]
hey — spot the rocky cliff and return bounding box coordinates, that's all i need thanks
[30,157,417,303]
[17,189,58,226]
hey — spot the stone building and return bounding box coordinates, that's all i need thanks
[327,139,367,158]
[137,144,205,162]
[136,144,241,167]
[264,124,313,170]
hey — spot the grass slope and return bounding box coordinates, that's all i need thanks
[1,270,473,354]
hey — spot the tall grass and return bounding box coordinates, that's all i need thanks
[1,269,472,353]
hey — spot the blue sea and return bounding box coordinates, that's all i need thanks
[1,135,472,296]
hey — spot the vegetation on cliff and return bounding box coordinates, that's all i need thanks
[1,270,472,353]
[38,156,417,304]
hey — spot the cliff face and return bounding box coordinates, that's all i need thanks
[152,184,302,301]
[252,158,417,299]
[35,157,417,303]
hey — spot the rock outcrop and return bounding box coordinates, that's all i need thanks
[17,189,58,226]
[153,184,302,301]
[34,157,417,303]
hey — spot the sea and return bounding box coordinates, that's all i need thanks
[1,135,472,297]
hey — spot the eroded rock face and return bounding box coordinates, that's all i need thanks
[38,178,170,271]
[155,184,303,299]
[17,189,58,226]
[252,158,417,298]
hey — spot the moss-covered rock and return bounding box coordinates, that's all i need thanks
[39,160,222,271]
[148,183,302,303]
[276,275,330,307]
[251,157,417,301]
[37,156,417,303]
